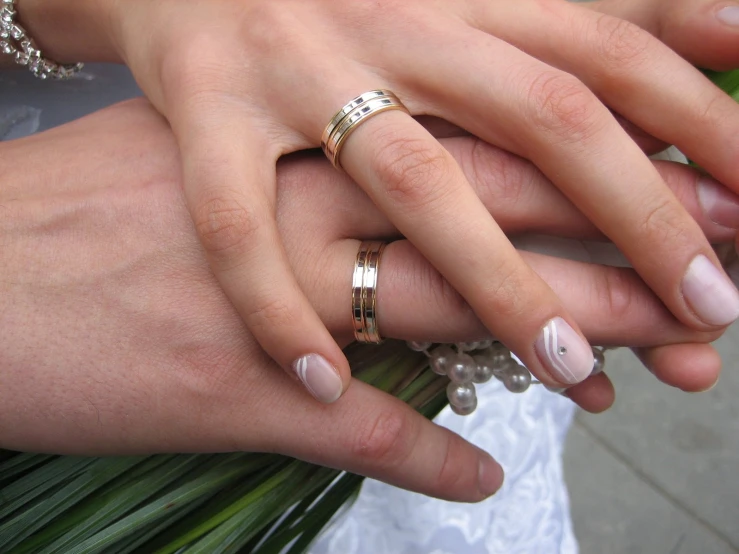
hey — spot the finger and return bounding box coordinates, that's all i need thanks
[336,108,594,387]
[588,0,739,70]
[312,240,721,350]
[478,1,739,199]
[278,137,739,246]
[633,342,722,391]
[267,377,503,502]
[563,339,721,412]
[394,23,739,331]
[174,107,350,404]
[417,113,670,155]
[438,139,739,241]
[564,372,615,413]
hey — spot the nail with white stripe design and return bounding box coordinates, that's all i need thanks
[534,317,594,385]
[291,353,343,403]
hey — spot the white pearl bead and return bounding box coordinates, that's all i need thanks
[447,381,477,409]
[455,341,479,352]
[493,358,519,381]
[487,347,512,370]
[406,341,433,352]
[544,384,567,394]
[472,355,495,384]
[476,339,493,351]
[592,348,605,375]
[504,365,532,393]
[447,352,476,383]
[430,345,456,376]
[489,342,510,357]
[450,395,478,416]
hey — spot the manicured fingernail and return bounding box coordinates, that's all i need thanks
[477,453,503,497]
[534,317,594,385]
[716,5,739,26]
[697,177,739,228]
[291,354,343,403]
[682,254,739,326]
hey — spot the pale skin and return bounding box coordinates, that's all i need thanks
[5,0,739,402]
[0,98,730,502]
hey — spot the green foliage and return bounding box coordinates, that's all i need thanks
[0,342,437,553]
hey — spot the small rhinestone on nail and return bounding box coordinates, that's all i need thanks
[557,346,567,356]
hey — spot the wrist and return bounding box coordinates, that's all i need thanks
[8,0,122,65]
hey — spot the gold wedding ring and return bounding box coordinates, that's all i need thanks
[322,89,409,169]
[352,241,387,344]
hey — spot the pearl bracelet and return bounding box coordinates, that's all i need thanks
[0,0,82,79]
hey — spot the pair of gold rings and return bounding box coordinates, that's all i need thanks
[321,89,408,169]
[323,89,407,343]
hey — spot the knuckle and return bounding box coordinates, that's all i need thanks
[351,410,417,467]
[479,261,530,320]
[159,33,229,103]
[639,197,689,246]
[466,138,529,209]
[524,71,604,143]
[193,194,263,264]
[595,267,639,323]
[371,133,456,212]
[593,14,652,70]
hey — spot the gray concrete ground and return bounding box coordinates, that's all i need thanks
[564,328,739,554]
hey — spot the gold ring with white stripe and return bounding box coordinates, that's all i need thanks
[322,89,409,169]
[352,241,386,344]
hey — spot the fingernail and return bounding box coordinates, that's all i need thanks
[534,317,594,385]
[477,453,504,497]
[682,254,739,326]
[697,177,739,228]
[716,5,739,26]
[291,354,343,403]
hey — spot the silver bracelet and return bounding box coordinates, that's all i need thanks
[0,0,82,80]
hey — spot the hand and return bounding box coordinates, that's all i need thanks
[28,0,733,401]
[0,100,728,500]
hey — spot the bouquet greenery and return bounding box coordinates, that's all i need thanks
[1,70,737,554]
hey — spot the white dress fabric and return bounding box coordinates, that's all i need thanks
[310,380,579,554]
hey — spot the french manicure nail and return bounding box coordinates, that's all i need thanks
[697,177,739,228]
[716,5,739,26]
[682,254,739,326]
[477,453,503,498]
[291,353,343,404]
[534,317,594,385]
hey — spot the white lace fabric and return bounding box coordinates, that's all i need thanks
[310,381,579,554]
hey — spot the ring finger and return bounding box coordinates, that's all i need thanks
[322,94,595,388]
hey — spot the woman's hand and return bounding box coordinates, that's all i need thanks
[23,0,737,401]
[0,100,729,499]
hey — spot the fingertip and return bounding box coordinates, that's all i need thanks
[565,372,615,413]
[477,452,505,499]
[290,352,347,404]
[533,317,594,386]
[635,342,722,392]
[662,1,739,70]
